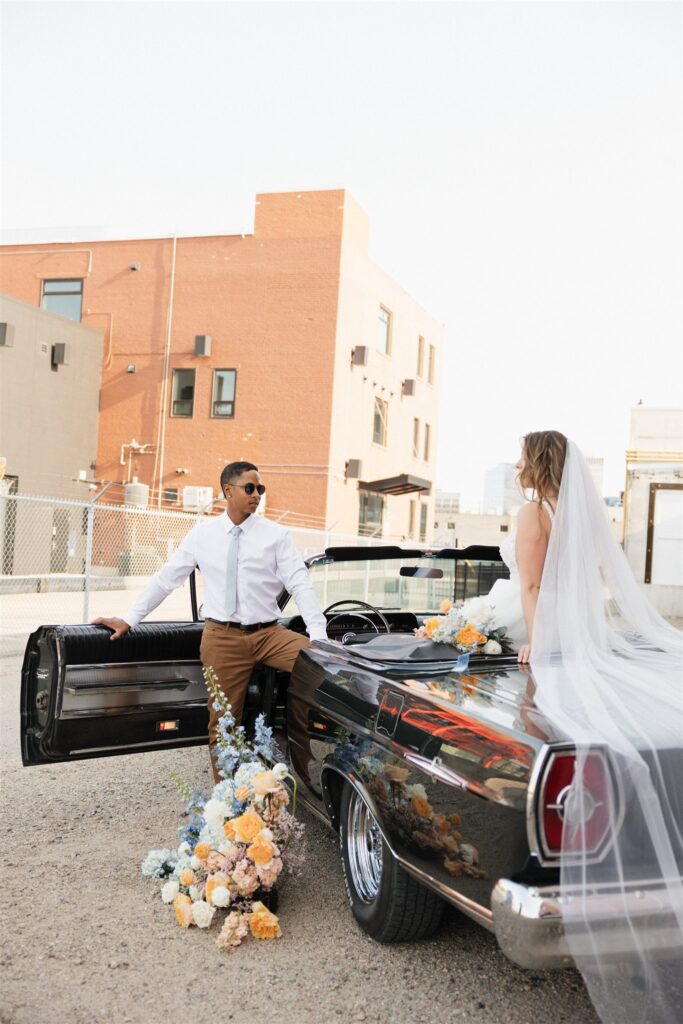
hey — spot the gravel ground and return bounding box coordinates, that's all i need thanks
[1,652,598,1024]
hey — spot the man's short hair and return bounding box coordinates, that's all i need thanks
[220,461,258,492]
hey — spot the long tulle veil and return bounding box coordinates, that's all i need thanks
[531,440,683,1023]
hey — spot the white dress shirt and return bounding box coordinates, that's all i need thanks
[123,511,328,641]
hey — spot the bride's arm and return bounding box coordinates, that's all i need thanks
[516,503,550,662]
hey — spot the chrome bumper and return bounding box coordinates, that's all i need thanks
[491,878,683,970]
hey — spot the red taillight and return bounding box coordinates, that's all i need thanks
[539,749,612,861]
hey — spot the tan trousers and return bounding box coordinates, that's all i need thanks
[200,621,310,782]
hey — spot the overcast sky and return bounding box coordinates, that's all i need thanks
[2,0,681,507]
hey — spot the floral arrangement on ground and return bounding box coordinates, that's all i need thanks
[415,596,512,654]
[141,667,304,949]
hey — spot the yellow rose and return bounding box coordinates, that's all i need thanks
[247,833,277,866]
[232,810,265,843]
[439,600,454,613]
[193,842,211,861]
[205,873,229,904]
[173,893,193,927]
[179,868,195,887]
[235,785,252,803]
[248,903,281,940]
[252,771,278,797]
[455,625,487,648]
[423,617,442,637]
[410,796,432,819]
[223,820,236,840]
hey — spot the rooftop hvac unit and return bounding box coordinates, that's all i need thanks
[124,481,150,508]
[183,485,214,512]
[195,335,212,356]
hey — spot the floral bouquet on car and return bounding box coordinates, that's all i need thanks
[414,596,512,655]
[141,667,304,949]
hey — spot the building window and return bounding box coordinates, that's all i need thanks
[171,369,195,417]
[417,336,425,378]
[419,502,428,543]
[424,423,431,462]
[163,488,179,503]
[428,344,435,384]
[377,305,392,355]
[413,418,420,458]
[211,369,237,417]
[359,490,384,537]
[373,397,388,446]
[447,521,456,530]
[500,524,509,532]
[41,279,83,322]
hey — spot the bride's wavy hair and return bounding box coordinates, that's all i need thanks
[518,430,567,504]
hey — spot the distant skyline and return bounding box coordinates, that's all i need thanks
[2,1,681,507]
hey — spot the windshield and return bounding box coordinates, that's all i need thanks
[283,555,508,615]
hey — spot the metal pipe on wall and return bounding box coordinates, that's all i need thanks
[152,236,177,508]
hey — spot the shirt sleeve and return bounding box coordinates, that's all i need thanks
[122,524,199,628]
[275,530,328,641]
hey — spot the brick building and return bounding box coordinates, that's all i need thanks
[0,190,442,538]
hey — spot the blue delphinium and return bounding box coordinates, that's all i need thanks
[252,714,275,762]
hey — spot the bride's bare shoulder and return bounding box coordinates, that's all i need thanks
[517,501,551,537]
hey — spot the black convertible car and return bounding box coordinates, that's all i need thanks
[20,545,679,969]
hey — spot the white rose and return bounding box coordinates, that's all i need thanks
[482,639,502,655]
[191,900,216,929]
[203,799,230,828]
[218,840,234,855]
[406,784,428,802]
[260,828,274,841]
[190,855,203,870]
[177,842,191,857]
[210,886,230,908]
[161,880,179,903]
[189,884,202,901]
[273,763,289,780]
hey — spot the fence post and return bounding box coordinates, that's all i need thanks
[82,504,95,622]
[82,482,115,622]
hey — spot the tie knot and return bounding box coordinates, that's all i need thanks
[231,525,241,536]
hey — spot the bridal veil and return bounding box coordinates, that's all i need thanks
[531,440,683,1023]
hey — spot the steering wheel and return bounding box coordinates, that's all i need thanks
[323,599,391,642]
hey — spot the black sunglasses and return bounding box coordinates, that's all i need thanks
[231,483,266,496]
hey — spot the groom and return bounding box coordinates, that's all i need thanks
[93,461,328,780]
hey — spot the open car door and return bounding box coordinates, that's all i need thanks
[21,620,209,765]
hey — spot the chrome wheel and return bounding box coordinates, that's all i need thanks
[346,789,383,903]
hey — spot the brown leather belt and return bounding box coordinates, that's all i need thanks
[205,618,278,633]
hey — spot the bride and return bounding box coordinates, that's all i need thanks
[495,430,683,1024]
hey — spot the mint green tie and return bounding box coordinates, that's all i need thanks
[224,525,241,618]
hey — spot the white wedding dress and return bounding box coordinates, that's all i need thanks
[487,501,555,648]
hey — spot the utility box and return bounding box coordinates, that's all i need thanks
[51,342,70,367]
[351,346,368,366]
[402,379,417,397]
[183,485,214,512]
[346,459,362,479]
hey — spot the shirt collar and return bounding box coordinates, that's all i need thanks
[223,510,257,534]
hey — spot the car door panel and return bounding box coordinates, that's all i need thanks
[21,621,208,765]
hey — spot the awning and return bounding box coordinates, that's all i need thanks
[358,474,432,496]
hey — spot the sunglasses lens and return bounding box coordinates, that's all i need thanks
[257,485,265,495]
[245,484,255,495]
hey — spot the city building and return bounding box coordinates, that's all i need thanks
[432,490,461,546]
[483,463,523,516]
[623,406,683,619]
[0,190,442,538]
[0,294,103,498]
[433,510,516,550]
[585,455,605,496]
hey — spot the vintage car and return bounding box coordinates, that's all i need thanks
[20,545,677,970]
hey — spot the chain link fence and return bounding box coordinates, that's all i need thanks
[0,492,387,657]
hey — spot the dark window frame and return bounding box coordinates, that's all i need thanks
[41,278,83,322]
[210,368,237,419]
[171,368,196,418]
